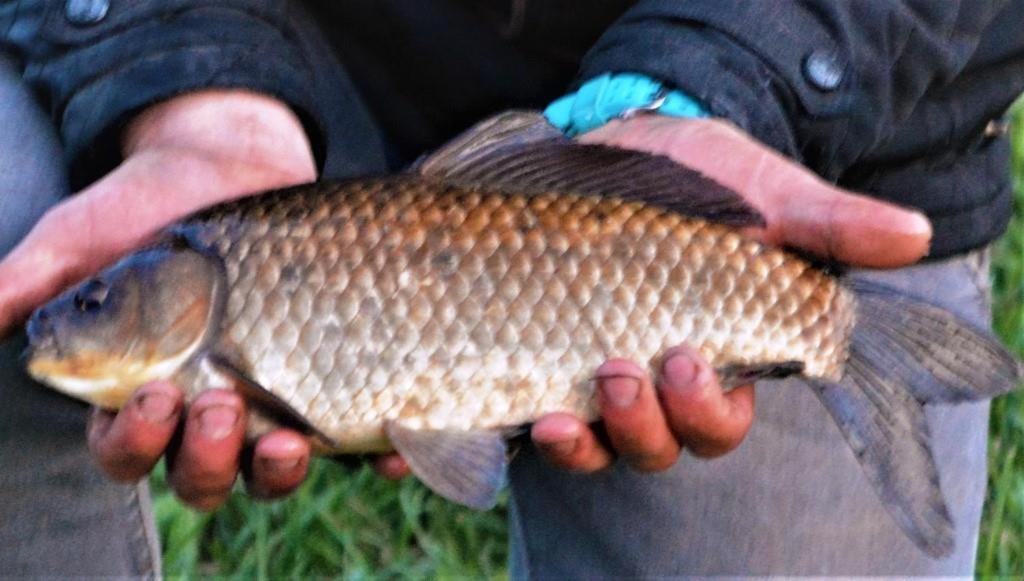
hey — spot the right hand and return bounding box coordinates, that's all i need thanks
[0,89,317,339]
[0,89,318,508]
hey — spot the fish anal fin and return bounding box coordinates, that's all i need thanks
[415,111,764,228]
[385,421,508,509]
[716,361,805,390]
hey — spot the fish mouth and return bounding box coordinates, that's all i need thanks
[25,308,64,361]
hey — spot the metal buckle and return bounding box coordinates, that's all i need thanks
[618,90,668,120]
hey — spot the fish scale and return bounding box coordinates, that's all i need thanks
[179,177,854,451]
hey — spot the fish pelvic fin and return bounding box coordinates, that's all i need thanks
[808,278,1022,558]
[413,110,765,228]
[385,422,509,510]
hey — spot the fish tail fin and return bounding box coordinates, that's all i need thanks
[807,278,1021,557]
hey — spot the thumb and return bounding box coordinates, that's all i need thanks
[583,116,932,268]
[756,167,933,268]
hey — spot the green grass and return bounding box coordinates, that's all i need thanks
[154,109,1024,577]
[152,460,509,578]
[977,104,1024,576]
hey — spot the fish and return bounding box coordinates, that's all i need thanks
[24,111,1021,557]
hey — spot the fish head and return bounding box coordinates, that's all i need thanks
[25,245,222,408]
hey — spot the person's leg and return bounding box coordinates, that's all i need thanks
[0,54,161,578]
[509,251,993,577]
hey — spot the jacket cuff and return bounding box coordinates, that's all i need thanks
[14,3,326,188]
[62,45,326,188]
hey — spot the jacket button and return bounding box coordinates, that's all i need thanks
[803,50,844,92]
[65,0,109,25]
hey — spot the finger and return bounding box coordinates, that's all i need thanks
[657,345,755,458]
[247,430,311,500]
[595,359,681,472]
[167,389,246,511]
[531,413,614,473]
[582,117,931,268]
[87,381,183,482]
[374,454,412,480]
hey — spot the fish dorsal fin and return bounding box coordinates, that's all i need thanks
[385,422,508,509]
[415,111,764,228]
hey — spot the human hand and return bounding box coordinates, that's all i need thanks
[88,382,312,508]
[0,89,316,339]
[0,89,318,508]
[531,115,933,473]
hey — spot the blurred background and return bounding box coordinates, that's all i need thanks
[152,103,1024,579]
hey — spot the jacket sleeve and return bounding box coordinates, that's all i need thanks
[0,0,328,187]
[577,0,1013,178]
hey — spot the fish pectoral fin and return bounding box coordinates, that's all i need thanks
[413,110,765,228]
[385,422,508,510]
[715,361,805,390]
[206,355,339,448]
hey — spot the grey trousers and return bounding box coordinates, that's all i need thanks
[0,56,162,578]
[0,54,992,576]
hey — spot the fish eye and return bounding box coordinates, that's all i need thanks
[74,280,109,313]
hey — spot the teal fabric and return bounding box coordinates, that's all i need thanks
[544,72,708,136]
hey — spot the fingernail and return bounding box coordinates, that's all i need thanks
[260,439,305,472]
[263,456,301,472]
[599,375,640,408]
[906,210,933,237]
[198,405,239,440]
[540,438,577,457]
[136,392,178,424]
[663,352,701,390]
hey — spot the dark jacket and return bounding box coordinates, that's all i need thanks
[2,0,1021,258]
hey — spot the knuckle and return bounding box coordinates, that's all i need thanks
[170,470,235,504]
[110,450,159,479]
[186,463,238,488]
[606,420,644,447]
[664,409,703,439]
[97,458,145,483]
[689,429,747,459]
[537,446,574,468]
[628,449,679,474]
[576,457,612,474]
[182,494,228,512]
[89,433,159,480]
[547,444,602,473]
